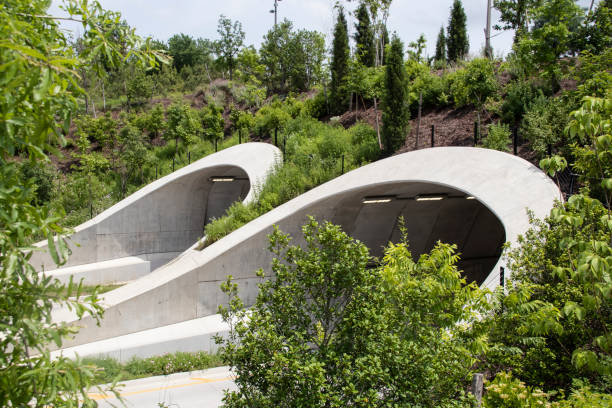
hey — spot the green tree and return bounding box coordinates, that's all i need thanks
[215,15,245,81]
[164,102,201,160]
[330,6,351,114]
[353,1,375,67]
[167,33,209,72]
[116,123,148,196]
[0,1,157,405]
[382,35,410,154]
[514,0,584,90]
[407,34,427,62]
[434,25,447,65]
[126,68,153,106]
[218,218,489,407]
[447,0,469,63]
[450,58,498,136]
[493,0,542,43]
[200,103,225,142]
[260,20,325,94]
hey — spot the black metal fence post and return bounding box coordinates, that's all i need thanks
[188,151,191,164]
[548,144,552,156]
[500,266,505,288]
[172,157,175,172]
[239,131,242,144]
[274,127,278,147]
[431,125,435,148]
[474,121,479,146]
[341,154,345,174]
[215,139,218,152]
[513,127,518,155]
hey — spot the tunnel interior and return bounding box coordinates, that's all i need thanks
[328,182,506,285]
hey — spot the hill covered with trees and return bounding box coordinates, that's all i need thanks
[1,0,611,406]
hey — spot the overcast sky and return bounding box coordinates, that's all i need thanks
[50,0,596,59]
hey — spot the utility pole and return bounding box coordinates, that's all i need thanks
[484,0,492,58]
[270,0,282,27]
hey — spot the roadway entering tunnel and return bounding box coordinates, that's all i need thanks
[329,182,506,285]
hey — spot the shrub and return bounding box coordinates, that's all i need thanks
[350,122,379,164]
[520,95,577,158]
[481,123,511,152]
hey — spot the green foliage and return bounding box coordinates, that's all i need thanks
[499,79,541,126]
[353,1,375,67]
[574,0,612,55]
[140,104,167,139]
[514,0,584,89]
[407,34,427,63]
[214,15,245,81]
[254,104,291,137]
[450,58,498,110]
[569,96,612,205]
[486,193,612,391]
[481,122,511,152]
[330,7,351,114]
[447,0,469,63]
[572,49,612,100]
[382,35,410,154]
[484,372,552,407]
[484,372,612,407]
[74,112,118,149]
[260,20,326,94]
[521,95,576,158]
[83,351,223,385]
[218,218,487,407]
[167,34,212,72]
[127,69,153,106]
[164,101,201,157]
[0,0,159,405]
[203,115,377,245]
[350,122,380,164]
[200,103,225,141]
[19,161,56,205]
[435,25,447,65]
[493,0,541,43]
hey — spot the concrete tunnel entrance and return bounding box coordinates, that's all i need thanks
[327,182,506,285]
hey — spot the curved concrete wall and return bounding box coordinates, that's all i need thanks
[61,147,560,349]
[33,143,281,275]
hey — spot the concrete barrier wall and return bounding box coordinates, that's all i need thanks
[33,142,280,275]
[60,147,560,349]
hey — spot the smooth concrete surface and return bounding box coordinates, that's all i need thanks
[33,143,280,286]
[59,147,560,351]
[52,314,228,363]
[44,256,150,286]
[90,366,235,408]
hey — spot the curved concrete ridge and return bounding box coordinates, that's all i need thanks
[33,142,281,284]
[60,147,560,350]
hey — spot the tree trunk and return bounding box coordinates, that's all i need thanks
[374,97,382,150]
[101,80,106,111]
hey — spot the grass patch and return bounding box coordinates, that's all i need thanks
[83,351,225,385]
[47,283,124,298]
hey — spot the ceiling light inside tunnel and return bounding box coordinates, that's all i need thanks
[362,196,395,204]
[210,177,236,182]
[415,194,446,202]
[466,196,476,200]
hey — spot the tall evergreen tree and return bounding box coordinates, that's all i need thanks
[354,2,375,67]
[447,0,469,63]
[382,35,409,155]
[330,6,350,114]
[434,26,447,63]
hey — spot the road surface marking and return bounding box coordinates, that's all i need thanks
[88,376,233,400]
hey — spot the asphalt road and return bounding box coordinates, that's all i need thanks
[90,366,236,408]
